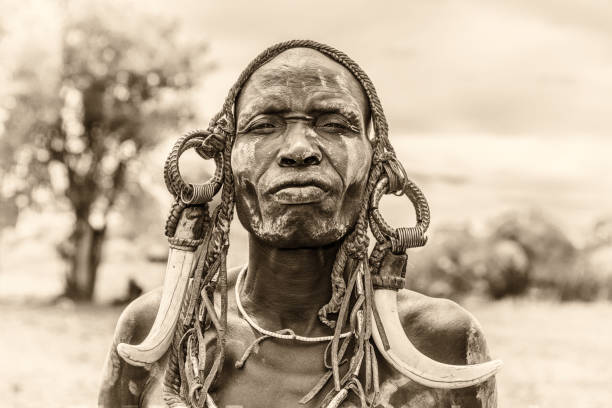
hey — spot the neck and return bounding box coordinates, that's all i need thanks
[239,235,339,336]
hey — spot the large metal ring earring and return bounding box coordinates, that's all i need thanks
[369,175,430,254]
[164,130,224,206]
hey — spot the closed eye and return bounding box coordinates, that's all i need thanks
[323,122,347,129]
[252,123,276,130]
[244,117,282,134]
[315,114,360,134]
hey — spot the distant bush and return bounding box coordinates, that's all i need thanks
[553,258,600,301]
[563,245,612,301]
[487,210,576,292]
[409,210,612,302]
[407,224,481,299]
[480,239,530,298]
[408,225,530,300]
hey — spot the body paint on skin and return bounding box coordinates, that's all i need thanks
[232,48,372,248]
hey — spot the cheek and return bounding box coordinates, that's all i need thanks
[231,137,274,187]
[337,137,372,188]
[231,139,256,181]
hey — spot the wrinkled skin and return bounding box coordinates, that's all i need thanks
[99,48,497,407]
[232,48,372,248]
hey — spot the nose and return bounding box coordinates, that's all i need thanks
[277,122,322,167]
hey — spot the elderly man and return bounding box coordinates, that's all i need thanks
[99,41,500,408]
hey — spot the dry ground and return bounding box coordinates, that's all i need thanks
[1,299,610,408]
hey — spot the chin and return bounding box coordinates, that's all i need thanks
[235,194,360,249]
[247,214,350,249]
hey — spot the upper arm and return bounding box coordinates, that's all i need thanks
[448,316,497,408]
[98,288,162,408]
[397,290,498,407]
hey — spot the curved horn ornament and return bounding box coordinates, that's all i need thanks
[371,287,503,389]
[117,206,206,366]
[369,174,502,388]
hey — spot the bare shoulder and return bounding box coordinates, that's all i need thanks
[114,262,242,331]
[394,289,497,407]
[396,289,490,365]
[98,288,163,407]
[99,265,243,407]
[113,263,241,335]
[114,287,163,342]
[110,263,242,343]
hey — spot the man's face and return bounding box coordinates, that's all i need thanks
[232,48,372,248]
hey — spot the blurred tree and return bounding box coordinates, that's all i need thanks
[0,7,210,301]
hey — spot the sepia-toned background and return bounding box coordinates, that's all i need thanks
[1,0,611,407]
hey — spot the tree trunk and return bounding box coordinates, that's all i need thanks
[64,216,106,301]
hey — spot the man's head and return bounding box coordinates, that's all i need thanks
[231,48,373,248]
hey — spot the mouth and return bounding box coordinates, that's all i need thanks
[267,177,331,205]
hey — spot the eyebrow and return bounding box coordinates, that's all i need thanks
[236,96,290,130]
[308,101,362,127]
[236,98,365,131]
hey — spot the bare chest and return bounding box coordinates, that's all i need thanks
[140,334,450,408]
[137,295,468,408]
[141,368,446,408]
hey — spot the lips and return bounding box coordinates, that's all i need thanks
[266,176,332,204]
[273,185,326,204]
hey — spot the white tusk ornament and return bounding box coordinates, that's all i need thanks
[117,206,205,366]
[371,287,503,389]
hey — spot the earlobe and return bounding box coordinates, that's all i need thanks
[366,118,375,143]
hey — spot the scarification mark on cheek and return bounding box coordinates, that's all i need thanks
[233,141,257,172]
[338,139,371,191]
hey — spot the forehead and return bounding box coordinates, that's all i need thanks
[235,48,369,120]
